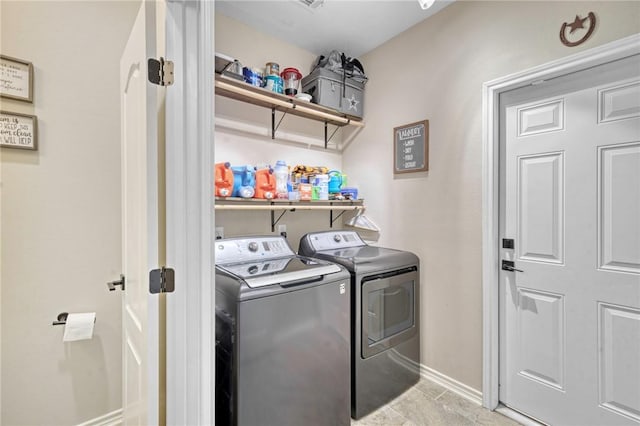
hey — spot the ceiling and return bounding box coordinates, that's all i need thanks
[215,0,454,58]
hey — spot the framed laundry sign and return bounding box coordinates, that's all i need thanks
[0,111,38,150]
[0,55,34,102]
[394,120,429,174]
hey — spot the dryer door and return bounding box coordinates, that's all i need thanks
[361,268,418,359]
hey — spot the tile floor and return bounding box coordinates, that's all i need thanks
[351,378,521,426]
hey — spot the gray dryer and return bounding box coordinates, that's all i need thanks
[299,230,420,420]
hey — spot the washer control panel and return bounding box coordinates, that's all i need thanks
[304,231,365,251]
[216,236,294,265]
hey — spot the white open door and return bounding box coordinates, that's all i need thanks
[119,1,214,424]
[120,1,165,424]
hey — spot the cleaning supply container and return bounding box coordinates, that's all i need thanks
[215,162,234,197]
[243,67,264,87]
[231,165,256,198]
[255,168,276,199]
[274,160,289,199]
[265,62,280,76]
[265,75,283,94]
[340,187,358,200]
[281,67,302,96]
[328,170,343,194]
[314,174,329,200]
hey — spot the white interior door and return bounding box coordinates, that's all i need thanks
[120,1,164,424]
[499,55,640,425]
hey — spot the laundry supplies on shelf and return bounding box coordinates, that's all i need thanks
[215,161,358,203]
[215,162,234,197]
[231,165,256,198]
[273,160,289,199]
[254,167,277,199]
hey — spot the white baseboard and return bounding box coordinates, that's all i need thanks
[386,350,483,406]
[76,409,122,426]
[420,364,483,406]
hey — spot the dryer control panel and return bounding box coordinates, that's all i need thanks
[215,236,294,265]
[302,230,366,251]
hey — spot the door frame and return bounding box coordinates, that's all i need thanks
[164,0,215,424]
[481,33,640,410]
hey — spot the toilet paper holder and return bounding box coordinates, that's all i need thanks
[52,312,96,326]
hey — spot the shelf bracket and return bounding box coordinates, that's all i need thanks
[270,208,295,232]
[329,209,348,228]
[271,107,289,139]
[324,121,341,149]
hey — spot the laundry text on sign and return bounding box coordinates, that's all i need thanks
[394,120,429,174]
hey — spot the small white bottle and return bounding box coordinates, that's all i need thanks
[274,160,289,199]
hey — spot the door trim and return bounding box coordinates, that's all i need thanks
[481,33,640,410]
[165,0,215,424]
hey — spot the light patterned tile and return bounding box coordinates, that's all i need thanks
[414,378,448,400]
[351,405,416,426]
[434,390,481,414]
[353,380,522,426]
[390,387,475,426]
[435,391,520,426]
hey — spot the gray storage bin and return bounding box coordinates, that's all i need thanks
[301,68,365,118]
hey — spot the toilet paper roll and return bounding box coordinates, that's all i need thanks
[62,312,96,342]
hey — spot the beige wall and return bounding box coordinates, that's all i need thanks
[344,1,640,391]
[0,1,139,424]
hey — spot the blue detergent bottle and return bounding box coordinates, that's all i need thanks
[231,165,256,198]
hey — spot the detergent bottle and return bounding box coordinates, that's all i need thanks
[254,167,276,199]
[215,162,234,197]
[274,160,289,199]
[328,170,344,194]
[239,166,256,198]
[231,165,256,198]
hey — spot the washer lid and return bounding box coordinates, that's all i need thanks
[217,256,341,288]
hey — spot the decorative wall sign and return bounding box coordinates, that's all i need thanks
[560,12,596,47]
[0,55,34,102]
[394,120,429,174]
[0,111,38,150]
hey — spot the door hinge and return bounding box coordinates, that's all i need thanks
[149,267,175,294]
[148,57,174,86]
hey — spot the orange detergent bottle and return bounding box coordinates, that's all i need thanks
[215,162,234,197]
[254,167,276,199]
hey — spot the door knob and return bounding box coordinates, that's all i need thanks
[502,260,524,273]
[107,274,126,291]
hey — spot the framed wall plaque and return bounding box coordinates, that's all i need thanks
[394,120,429,174]
[0,55,34,103]
[0,111,38,150]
